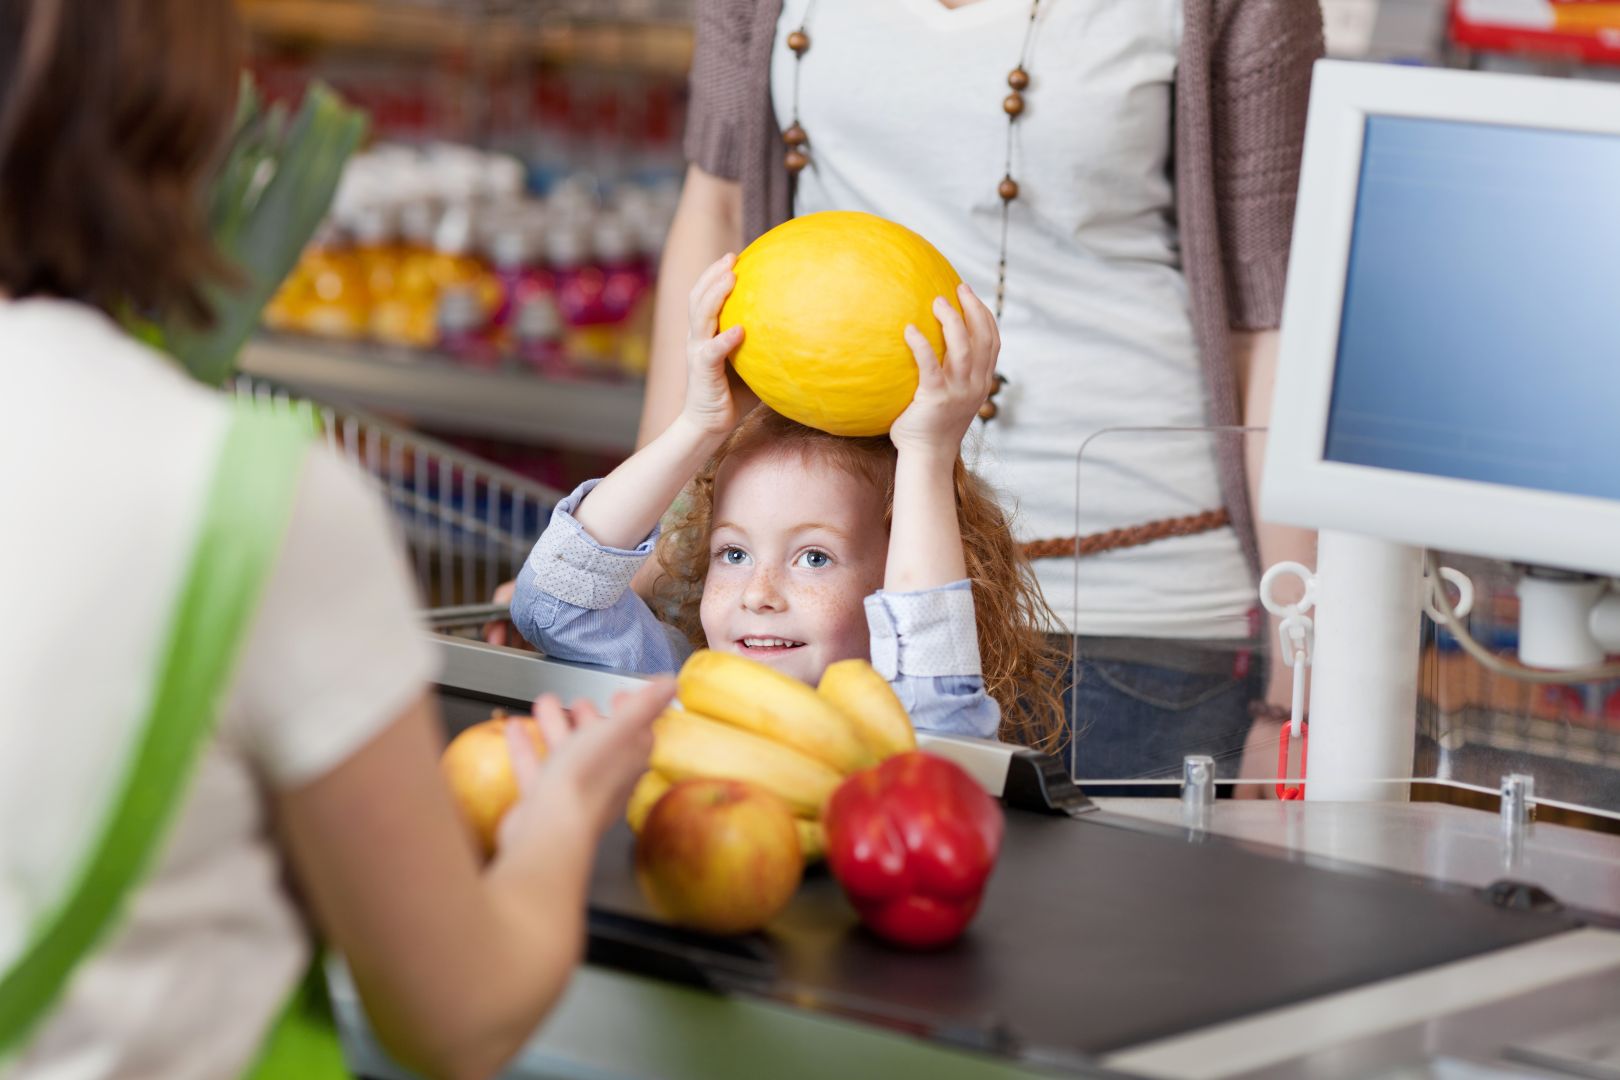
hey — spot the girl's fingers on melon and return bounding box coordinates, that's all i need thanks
[696,325,744,367]
[932,297,972,380]
[690,272,736,340]
[958,284,1000,365]
[687,254,736,329]
[903,324,944,387]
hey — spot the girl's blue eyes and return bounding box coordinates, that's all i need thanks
[713,547,833,569]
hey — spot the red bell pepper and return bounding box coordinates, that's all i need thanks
[823,751,1004,949]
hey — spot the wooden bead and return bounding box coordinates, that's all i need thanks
[1003,92,1025,117]
[785,149,810,174]
[1007,67,1030,90]
[788,29,810,54]
[998,176,1020,202]
[782,123,808,147]
[978,400,999,421]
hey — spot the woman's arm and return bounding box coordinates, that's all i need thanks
[274,681,673,1080]
[1234,329,1319,792]
[636,166,745,449]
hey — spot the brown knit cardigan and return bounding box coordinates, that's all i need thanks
[682,0,1325,573]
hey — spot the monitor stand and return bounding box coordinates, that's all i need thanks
[1306,529,1425,801]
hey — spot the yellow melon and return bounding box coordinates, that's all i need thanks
[717,211,965,437]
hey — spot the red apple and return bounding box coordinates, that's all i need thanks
[635,779,804,935]
[441,713,545,857]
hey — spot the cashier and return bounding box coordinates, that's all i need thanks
[0,2,668,1077]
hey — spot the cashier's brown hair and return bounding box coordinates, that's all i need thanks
[0,0,243,325]
[653,408,1069,753]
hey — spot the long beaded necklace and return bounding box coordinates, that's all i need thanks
[773,0,1235,563]
[780,0,1044,421]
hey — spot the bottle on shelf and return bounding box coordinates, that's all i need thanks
[513,290,568,378]
[430,202,503,353]
[297,221,370,341]
[547,221,619,377]
[592,210,654,376]
[376,197,443,349]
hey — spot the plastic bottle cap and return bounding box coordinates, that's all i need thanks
[483,156,528,200]
[437,283,484,334]
[489,226,533,270]
[592,213,634,263]
[434,204,479,257]
[545,225,589,269]
[515,293,564,340]
[353,205,397,248]
[400,201,443,247]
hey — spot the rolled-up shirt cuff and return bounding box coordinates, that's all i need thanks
[863,580,982,679]
[528,479,659,610]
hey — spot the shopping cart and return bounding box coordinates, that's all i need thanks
[233,377,561,635]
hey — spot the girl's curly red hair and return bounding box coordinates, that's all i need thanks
[652,408,1066,752]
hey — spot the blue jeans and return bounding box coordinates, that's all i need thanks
[1054,636,1264,796]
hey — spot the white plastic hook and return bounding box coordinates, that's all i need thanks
[1260,561,1317,619]
[1423,564,1475,623]
[1259,562,1317,739]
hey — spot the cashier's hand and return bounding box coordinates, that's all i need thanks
[682,254,759,437]
[497,678,675,850]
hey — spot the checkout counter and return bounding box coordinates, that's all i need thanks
[334,59,1620,1080]
[330,640,1620,1080]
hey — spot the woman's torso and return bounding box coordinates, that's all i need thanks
[772,0,1254,637]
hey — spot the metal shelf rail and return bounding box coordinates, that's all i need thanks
[238,336,645,454]
[235,376,561,618]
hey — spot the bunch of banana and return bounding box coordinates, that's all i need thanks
[626,651,919,861]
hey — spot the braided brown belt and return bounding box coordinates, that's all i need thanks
[1019,508,1231,561]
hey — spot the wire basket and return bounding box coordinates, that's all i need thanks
[233,376,559,631]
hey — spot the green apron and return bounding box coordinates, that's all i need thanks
[0,405,349,1078]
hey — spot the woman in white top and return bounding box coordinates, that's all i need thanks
[0,2,671,1077]
[629,0,1324,787]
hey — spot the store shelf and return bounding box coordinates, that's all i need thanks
[239,0,695,75]
[239,336,644,453]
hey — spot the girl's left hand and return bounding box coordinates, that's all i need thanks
[889,284,1000,457]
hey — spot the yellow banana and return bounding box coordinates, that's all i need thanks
[651,708,843,818]
[796,819,826,862]
[817,658,918,760]
[626,770,673,833]
[677,650,874,774]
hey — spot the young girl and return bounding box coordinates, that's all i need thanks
[511,255,1063,748]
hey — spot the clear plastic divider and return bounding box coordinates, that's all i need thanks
[1061,424,1620,822]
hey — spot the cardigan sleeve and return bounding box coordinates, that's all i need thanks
[683,0,758,180]
[1211,0,1325,330]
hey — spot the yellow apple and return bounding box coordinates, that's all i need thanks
[440,713,545,857]
[635,779,803,935]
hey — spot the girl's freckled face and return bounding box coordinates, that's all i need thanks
[699,450,889,684]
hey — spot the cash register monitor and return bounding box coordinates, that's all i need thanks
[1263,61,1620,578]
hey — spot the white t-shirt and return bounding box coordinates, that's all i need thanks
[0,299,436,1079]
[772,0,1256,637]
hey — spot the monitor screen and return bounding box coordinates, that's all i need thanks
[1323,115,1620,502]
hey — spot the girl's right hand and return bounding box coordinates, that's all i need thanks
[497,678,675,850]
[682,254,758,436]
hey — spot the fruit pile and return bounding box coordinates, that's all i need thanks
[628,649,919,862]
[442,649,1006,949]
